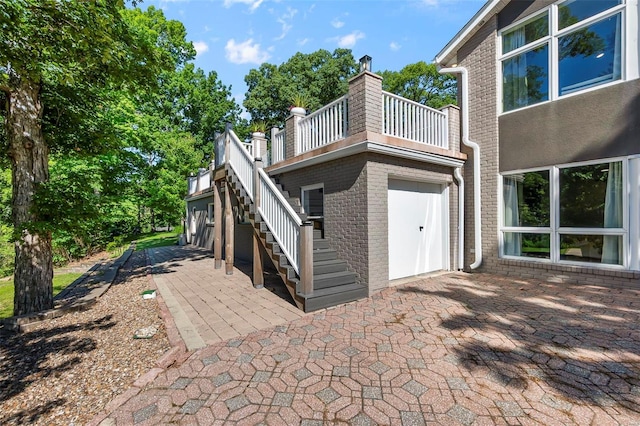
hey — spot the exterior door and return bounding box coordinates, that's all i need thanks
[388,179,446,280]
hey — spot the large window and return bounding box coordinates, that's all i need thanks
[500,0,625,112]
[501,160,626,266]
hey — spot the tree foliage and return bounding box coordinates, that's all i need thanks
[379,61,457,109]
[243,49,358,126]
[0,2,243,315]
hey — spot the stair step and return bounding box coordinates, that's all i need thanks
[312,248,337,262]
[313,271,356,290]
[313,259,348,275]
[313,229,323,239]
[313,239,330,250]
[302,283,368,312]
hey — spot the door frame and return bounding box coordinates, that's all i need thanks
[387,177,450,280]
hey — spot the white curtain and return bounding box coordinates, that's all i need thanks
[602,161,623,264]
[504,177,522,256]
[503,28,527,110]
[612,14,622,81]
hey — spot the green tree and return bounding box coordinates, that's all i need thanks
[0,1,175,315]
[379,61,457,109]
[243,49,359,125]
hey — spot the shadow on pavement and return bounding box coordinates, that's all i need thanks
[398,273,640,412]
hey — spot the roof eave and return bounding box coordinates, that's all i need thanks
[434,0,509,66]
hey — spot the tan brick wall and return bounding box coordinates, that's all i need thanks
[348,72,383,135]
[441,105,461,154]
[274,153,460,295]
[454,13,639,286]
[274,155,370,288]
[457,15,500,274]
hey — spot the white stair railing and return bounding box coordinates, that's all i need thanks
[225,127,307,282]
[297,95,348,154]
[257,168,302,273]
[228,130,254,201]
[382,91,448,149]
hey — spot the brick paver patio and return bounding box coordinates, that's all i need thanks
[97,246,640,425]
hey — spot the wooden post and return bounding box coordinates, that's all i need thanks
[224,180,234,275]
[252,234,264,288]
[299,221,314,296]
[213,180,222,269]
[252,158,264,287]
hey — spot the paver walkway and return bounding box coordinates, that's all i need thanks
[100,246,640,425]
[147,246,304,350]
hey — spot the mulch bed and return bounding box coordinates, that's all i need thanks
[0,251,170,425]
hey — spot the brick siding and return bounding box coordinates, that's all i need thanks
[275,152,459,295]
[455,13,639,286]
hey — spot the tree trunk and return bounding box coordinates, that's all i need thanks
[7,76,53,316]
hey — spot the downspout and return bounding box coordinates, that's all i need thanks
[439,66,482,269]
[453,167,464,270]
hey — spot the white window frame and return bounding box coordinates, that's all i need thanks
[500,157,631,269]
[498,0,633,114]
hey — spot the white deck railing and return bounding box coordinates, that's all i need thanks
[187,168,211,195]
[228,130,254,201]
[382,91,448,149]
[297,95,348,155]
[187,176,197,195]
[241,141,254,157]
[257,168,301,273]
[197,168,210,191]
[271,128,286,164]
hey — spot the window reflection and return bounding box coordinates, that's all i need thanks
[502,45,549,111]
[559,15,622,95]
[559,162,622,228]
[558,0,621,29]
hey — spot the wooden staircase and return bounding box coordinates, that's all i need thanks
[225,166,367,312]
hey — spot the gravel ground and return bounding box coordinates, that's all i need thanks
[0,250,171,425]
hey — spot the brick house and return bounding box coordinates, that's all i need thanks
[434,0,639,284]
[185,63,466,312]
[185,0,639,314]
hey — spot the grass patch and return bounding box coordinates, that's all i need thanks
[0,272,82,319]
[135,230,180,251]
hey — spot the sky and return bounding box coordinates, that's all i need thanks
[143,0,484,110]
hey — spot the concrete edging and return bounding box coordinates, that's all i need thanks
[2,245,135,333]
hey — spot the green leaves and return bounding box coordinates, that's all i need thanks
[243,49,358,126]
[380,61,457,109]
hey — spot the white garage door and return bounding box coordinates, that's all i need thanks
[388,179,447,280]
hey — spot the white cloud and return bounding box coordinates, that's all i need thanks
[389,41,401,51]
[225,38,271,64]
[420,0,439,6]
[297,38,310,47]
[331,18,344,29]
[223,0,264,12]
[275,7,298,41]
[193,41,209,56]
[330,31,365,49]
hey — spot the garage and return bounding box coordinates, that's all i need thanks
[388,179,448,280]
